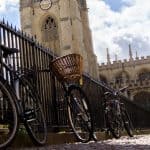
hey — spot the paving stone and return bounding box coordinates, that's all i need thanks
[8,134,150,150]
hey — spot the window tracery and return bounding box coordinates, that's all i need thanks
[41,16,59,54]
[42,17,58,42]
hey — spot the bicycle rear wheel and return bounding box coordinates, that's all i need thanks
[122,110,134,137]
[19,77,47,146]
[67,85,93,143]
[105,101,122,139]
[0,79,18,149]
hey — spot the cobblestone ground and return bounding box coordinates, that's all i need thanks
[8,134,150,150]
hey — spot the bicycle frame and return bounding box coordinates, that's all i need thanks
[0,45,48,147]
[0,56,32,117]
[103,88,134,138]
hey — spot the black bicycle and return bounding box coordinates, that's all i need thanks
[103,87,134,138]
[46,54,94,143]
[0,45,47,149]
[65,83,93,143]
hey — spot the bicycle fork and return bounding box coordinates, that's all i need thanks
[68,96,95,141]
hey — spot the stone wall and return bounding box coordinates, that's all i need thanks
[20,0,98,79]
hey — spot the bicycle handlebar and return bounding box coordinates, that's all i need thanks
[104,86,128,98]
[118,86,128,92]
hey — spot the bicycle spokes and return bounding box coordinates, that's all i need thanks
[19,78,47,145]
[0,82,18,149]
[68,86,93,143]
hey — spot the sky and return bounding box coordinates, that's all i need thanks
[0,0,150,63]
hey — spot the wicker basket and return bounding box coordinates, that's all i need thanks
[50,54,83,82]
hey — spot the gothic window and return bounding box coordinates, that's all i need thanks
[134,91,150,111]
[115,71,129,84]
[139,72,150,80]
[115,75,123,84]
[77,0,86,8]
[41,16,60,54]
[99,75,107,83]
[42,17,58,42]
[33,0,41,2]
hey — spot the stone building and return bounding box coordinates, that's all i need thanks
[99,45,150,110]
[19,0,150,109]
[19,0,99,79]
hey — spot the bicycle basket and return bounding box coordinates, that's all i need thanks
[50,53,83,82]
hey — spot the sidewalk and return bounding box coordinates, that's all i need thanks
[7,134,150,150]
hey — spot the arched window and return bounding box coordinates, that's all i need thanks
[139,72,150,80]
[42,17,58,42]
[99,74,107,83]
[134,91,150,111]
[115,71,129,84]
[41,16,59,54]
[33,0,41,2]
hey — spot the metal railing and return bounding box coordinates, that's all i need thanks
[0,20,150,132]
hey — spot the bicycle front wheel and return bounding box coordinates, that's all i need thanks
[19,77,47,146]
[0,79,18,149]
[67,85,93,143]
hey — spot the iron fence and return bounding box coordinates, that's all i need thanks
[0,20,150,132]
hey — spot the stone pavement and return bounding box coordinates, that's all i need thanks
[7,134,150,150]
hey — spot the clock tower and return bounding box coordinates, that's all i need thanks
[20,0,98,78]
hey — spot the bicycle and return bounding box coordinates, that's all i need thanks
[41,53,94,143]
[103,86,134,138]
[0,45,47,149]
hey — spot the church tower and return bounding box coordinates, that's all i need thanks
[20,0,98,78]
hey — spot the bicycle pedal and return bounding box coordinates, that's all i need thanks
[101,128,107,132]
[24,109,34,115]
[26,118,36,122]
[24,109,36,121]
[92,133,98,142]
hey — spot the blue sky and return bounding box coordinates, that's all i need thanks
[0,0,150,63]
[0,0,20,27]
[87,0,150,63]
[105,0,126,11]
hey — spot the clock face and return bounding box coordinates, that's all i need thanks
[40,0,52,10]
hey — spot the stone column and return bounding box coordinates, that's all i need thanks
[59,0,73,56]
[20,0,33,35]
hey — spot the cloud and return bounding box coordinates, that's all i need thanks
[0,0,19,12]
[87,0,150,63]
[0,0,20,27]
[0,0,6,12]
[0,0,150,64]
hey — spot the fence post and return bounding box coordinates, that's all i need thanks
[51,74,59,132]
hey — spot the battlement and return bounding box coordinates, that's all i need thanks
[99,56,150,70]
[109,78,150,90]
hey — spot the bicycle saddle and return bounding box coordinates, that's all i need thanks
[104,91,113,97]
[104,86,128,98]
[104,91,111,95]
[0,45,19,58]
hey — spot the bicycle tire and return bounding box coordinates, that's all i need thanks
[105,101,122,139]
[0,78,18,149]
[67,85,93,143]
[122,110,134,137]
[19,77,47,146]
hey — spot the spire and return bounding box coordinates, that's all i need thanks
[136,51,138,58]
[115,54,118,62]
[106,48,111,64]
[129,44,133,61]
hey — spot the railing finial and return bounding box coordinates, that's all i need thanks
[2,18,5,24]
